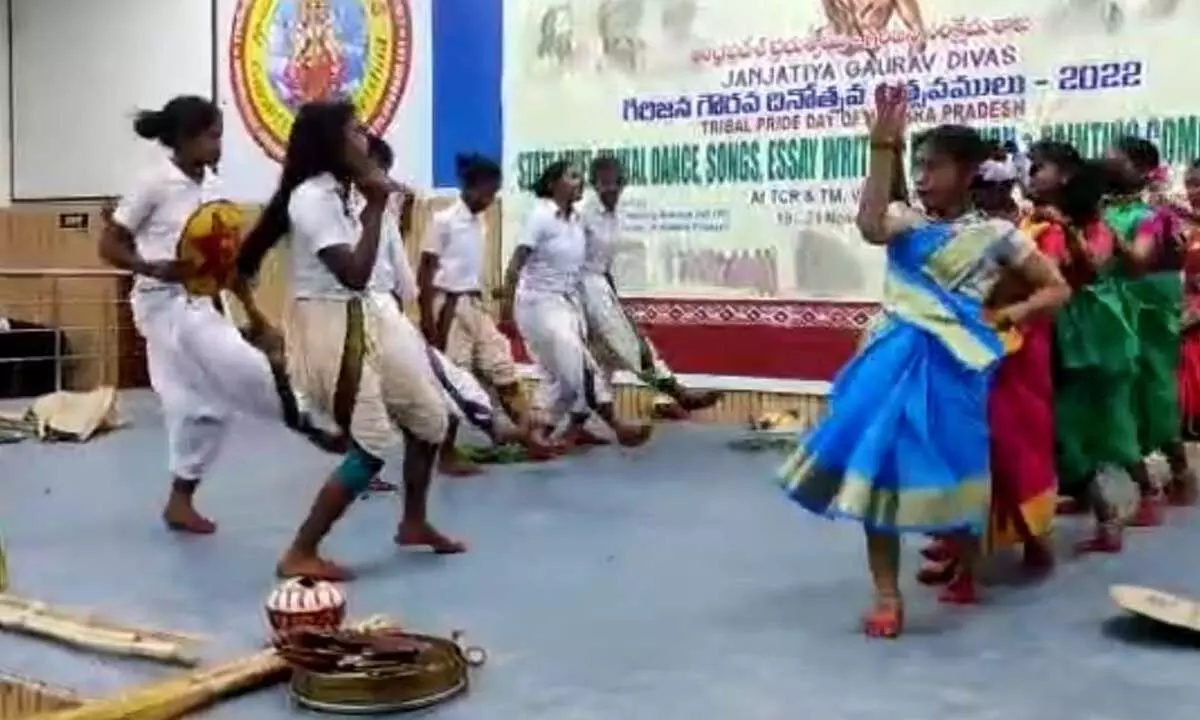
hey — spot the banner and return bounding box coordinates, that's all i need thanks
[215,0,433,202]
[502,0,1199,301]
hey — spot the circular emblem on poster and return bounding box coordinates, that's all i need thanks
[229,0,412,162]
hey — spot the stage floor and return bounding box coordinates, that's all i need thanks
[3,390,1200,719]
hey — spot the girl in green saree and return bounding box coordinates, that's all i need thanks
[1104,137,1196,518]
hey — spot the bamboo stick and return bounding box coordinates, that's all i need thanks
[29,617,391,720]
[0,595,203,667]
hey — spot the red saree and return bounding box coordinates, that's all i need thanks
[985,220,1064,550]
[1179,228,1200,434]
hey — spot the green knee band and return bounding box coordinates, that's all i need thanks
[336,444,384,495]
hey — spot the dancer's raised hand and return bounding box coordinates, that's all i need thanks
[869,84,908,147]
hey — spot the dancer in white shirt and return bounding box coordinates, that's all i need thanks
[419,154,557,475]
[501,161,652,447]
[364,139,526,475]
[237,102,465,581]
[99,95,338,535]
[577,156,721,427]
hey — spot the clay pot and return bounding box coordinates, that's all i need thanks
[265,577,347,635]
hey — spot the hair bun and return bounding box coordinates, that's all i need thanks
[132,110,165,140]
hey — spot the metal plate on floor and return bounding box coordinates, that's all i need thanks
[1111,585,1200,632]
[290,676,468,715]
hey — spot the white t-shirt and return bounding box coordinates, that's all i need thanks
[386,198,419,302]
[579,195,621,276]
[110,155,223,293]
[516,199,587,295]
[288,173,367,300]
[422,199,486,293]
[349,190,418,301]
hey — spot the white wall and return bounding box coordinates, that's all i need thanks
[213,0,432,201]
[9,0,211,200]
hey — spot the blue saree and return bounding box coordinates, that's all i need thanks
[779,214,1009,534]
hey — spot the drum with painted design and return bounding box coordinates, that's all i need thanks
[265,577,347,635]
[177,200,244,297]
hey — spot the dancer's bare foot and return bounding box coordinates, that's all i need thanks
[523,434,561,461]
[395,522,467,554]
[561,425,611,451]
[1129,495,1163,527]
[163,483,216,534]
[275,551,354,581]
[613,422,653,448]
[862,595,904,639]
[1074,522,1123,554]
[1021,539,1055,577]
[651,402,690,421]
[920,538,952,563]
[676,389,722,412]
[916,559,956,586]
[937,571,981,605]
[163,505,216,534]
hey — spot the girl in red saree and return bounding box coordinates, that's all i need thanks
[918,152,1062,593]
[1178,162,1200,439]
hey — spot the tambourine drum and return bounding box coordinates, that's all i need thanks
[288,632,485,714]
[177,200,244,297]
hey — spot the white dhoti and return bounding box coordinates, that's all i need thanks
[514,289,611,427]
[285,293,449,457]
[578,273,675,402]
[131,289,284,480]
[426,344,495,432]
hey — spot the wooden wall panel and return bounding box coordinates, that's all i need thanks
[0,201,829,423]
[0,205,132,390]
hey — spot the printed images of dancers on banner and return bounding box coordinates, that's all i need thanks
[217,0,430,201]
[502,0,1199,301]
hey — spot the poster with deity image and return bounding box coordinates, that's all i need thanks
[502,0,1199,301]
[215,0,433,202]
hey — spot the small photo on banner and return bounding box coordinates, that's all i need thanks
[502,0,1198,302]
[215,0,433,202]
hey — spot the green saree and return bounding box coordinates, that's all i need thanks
[1105,202,1184,454]
[1054,223,1141,493]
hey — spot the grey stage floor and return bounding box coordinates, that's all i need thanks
[2,390,1200,719]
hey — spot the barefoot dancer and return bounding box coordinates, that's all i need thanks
[1104,137,1196,514]
[779,88,1068,639]
[919,154,1069,594]
[99,96,336,535]
[417,154,556,475]
[501,161,652,447]
[236,102,465,581]
[360,137,536,473]
[1016,144,1140,551]
[575,155,722,429]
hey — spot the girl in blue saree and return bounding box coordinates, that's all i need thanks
[779,88,1071,639]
